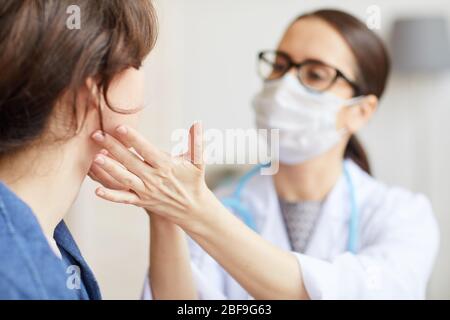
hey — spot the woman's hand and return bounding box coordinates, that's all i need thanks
[90,122,216,231]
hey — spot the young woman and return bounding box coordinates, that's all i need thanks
[0,0,157,299]
[90,9,439,299]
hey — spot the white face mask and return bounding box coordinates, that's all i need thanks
[252,73,363,165]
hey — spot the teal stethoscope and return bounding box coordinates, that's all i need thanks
[221,162,359,253]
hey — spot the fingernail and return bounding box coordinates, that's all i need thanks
[116,126,128,135]
[94,155,105,165]
[96,188,105,196]
[92,131,105,142]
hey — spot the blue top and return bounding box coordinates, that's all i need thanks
[0,182,101,300]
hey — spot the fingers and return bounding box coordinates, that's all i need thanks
[93,153,146,192]
[88,169,99,182]
[99,148,121,164]
[96,187,141,205]
[89,149,128,190]
[89,164,125,190]
[114,126,169,168]
[188,122,204,170]
[91,131,148,177]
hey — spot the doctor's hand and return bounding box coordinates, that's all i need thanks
[90,124,308,300]
[88,149,127,190]
[90,123,218,231]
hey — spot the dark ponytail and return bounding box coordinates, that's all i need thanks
[344,136,371,175]
[295,9,391,175]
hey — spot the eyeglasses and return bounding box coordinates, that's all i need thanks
[257,50,361,95]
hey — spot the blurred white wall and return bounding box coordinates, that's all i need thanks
[67,0,450,299]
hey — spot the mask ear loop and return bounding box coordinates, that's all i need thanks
[344,95,366,108]
[86,80,106,135]
[336,96,367,137]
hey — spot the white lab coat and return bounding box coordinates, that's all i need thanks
[143,160,439,300]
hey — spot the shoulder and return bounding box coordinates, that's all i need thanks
[348,161,439,242]
[0,270,36,299]
[0,233,37,299]
[349,160,434,215]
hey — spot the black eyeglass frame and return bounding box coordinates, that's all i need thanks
[258,50,361,96]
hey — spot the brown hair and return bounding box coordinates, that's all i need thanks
[0,0,157,154]
[294,9,391,175]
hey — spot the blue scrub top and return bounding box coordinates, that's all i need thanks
[0,182,101,300]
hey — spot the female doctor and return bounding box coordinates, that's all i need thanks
[90,9,439,299]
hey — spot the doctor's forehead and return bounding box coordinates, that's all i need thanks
[278,17,357,79]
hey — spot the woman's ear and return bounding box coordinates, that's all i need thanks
[77,77,105,134]
[344,94,378,134]
[85,77,101,109]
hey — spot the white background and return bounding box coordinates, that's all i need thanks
[67,0,450,299]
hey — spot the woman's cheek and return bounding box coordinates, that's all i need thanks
[102,108,141,134]
[335,107,347,130]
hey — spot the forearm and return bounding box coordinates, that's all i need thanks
[149,214,198,300]
[89,124,306,299]
[186,193,309,300]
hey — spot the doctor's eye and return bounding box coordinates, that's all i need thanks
[258,51,290,80]
[298,62,338,92]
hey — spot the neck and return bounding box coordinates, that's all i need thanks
[274,147,345,202]
[0,139,93,239]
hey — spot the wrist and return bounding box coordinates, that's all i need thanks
[183,187,228,239]
[150,213,179,233]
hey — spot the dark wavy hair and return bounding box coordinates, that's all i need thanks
[0,0,158,154]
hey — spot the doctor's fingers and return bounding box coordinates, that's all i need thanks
[113,125,169,169]
[96,188,141,206]
[93,153,146,193]
[99,148,122,164]
[187,122,204,170]
[89,163,126,190]
[91,130,149,177]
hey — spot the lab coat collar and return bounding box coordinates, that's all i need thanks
[305,161,353,257]
[241,160,357,256]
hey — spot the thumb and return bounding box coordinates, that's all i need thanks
[188,121,204,170]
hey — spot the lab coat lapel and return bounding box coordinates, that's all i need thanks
[305,163,353,258]
[244,174,292,250]
[243,163,353,258]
